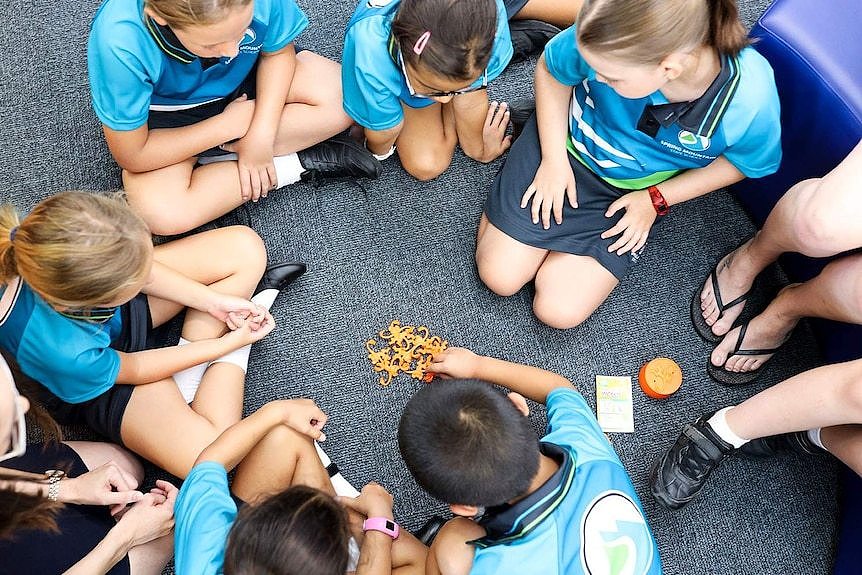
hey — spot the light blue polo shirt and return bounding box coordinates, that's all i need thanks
[470,388,662,575]
[341,0,513,131]
[88,0,308,131]
[0,278,122,403]
[543,25,782,189]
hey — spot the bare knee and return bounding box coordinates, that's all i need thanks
[223,225,267,274]
[477,259,528,297]
[789,178,844,255]
[125,184,200,236]
[533,295,593,329]
[400,150,451,181]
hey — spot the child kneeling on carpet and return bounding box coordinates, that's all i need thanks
[477,0,781,329]
[175,398,428,575]
[398,348,661,575]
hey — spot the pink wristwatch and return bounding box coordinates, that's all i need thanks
[363,517,400,539]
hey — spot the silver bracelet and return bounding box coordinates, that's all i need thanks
[44,469,65,502]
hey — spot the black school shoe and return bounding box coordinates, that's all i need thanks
[509,98,536,141]
[737,431,823,459]
[509,20,561,64]
[297,133,381,186]
[650,414,734,510]
[255,261,307,294]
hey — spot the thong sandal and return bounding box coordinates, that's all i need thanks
[707,322,784,386]
[690,263,754,344]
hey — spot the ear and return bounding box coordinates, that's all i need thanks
[143,6,168,26]
[660,52,687,81]
[507,392,530,417]
[449,503,480,518]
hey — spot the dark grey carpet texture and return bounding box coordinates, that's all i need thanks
[0,0,840,573]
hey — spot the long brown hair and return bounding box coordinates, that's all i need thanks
[144,0,252,28]
[224,485,351,575]
[0,192,152,311]
[0,468,62,539]
[577,0,749,64]
[393,0,497,82]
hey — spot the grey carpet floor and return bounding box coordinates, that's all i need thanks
[0,0,839,573]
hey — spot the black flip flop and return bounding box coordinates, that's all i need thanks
[707,322,782,386]
[691,265,753,344]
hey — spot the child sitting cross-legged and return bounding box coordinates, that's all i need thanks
[398,348,662,575]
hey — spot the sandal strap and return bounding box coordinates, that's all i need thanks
[730,323,783,357]
[709,269,752,316]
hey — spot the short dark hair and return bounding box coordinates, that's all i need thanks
[392,0,497,81]
[398,381,540,506]
[224,485,350,575]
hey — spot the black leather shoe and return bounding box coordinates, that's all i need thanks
[413,516,448,546]
[509,98,535,141]
[297,134,381,185]
[509,20,561,64]
[737,431,823,459]
[255,261,307,294]
[650,414,734,510]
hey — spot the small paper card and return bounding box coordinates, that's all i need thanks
[595,375,634,433]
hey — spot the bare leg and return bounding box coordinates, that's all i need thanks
[712,253,862,372]
[125,52,352,235]
[700,139,862,337]
[724,358,862,439]
[511,0,582,28]
[533,252,618,329]
[821,425,862,475]
[127,536,174,575]
[64,441,144,482]
[475,214,549,296]
[396,101,458,181]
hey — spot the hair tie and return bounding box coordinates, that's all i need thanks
[413,30,431,55]
[9,227,18,243]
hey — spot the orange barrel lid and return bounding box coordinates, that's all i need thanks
[638,358,682,399]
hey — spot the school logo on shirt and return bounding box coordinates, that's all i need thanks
[580,491,655,575]
[238,28,261,54]
[677,130,711,152]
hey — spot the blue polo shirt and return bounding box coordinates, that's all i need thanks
[174,461,236,575]
[0,278,122,403]
[543,25,782,189]
[470,388,662,575]
[88,0,308,131]
[341,0,513,131]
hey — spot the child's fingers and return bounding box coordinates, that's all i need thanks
[520,183,537,209]
[238,167,251,201]
[541,195,553,229]
[608,227,635,253]
[485,101,499,126]
[566,180,578,209]
[553,190,564,225]
[605,196,625,217]
[601,220,626,240]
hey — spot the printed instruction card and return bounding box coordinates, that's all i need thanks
[595,375,635,433]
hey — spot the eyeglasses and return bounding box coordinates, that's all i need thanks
[399,55,488,99]
[0,362,26,463]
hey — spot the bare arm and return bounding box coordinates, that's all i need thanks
[429,348,574,405]
[365,124,402,156]
[426,518,485,575]
[655,155,745,205]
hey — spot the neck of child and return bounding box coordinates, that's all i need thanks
[661,45,721,103]
[509,453,560,504]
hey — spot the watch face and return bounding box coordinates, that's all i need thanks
[385,520,396,531]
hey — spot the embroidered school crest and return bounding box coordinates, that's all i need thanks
[677,130,711,152]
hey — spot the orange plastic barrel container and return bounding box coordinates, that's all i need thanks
[638,358,682,399]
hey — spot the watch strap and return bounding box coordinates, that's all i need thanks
[362,517,400,539]
[647,185,669,216]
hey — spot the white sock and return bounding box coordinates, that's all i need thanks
[707,407,749,448]
[172,338,210,403]
[806,428,826,451]
[314,442,361,498]
[347,538,360,572]
[273,153,304,187]
[251,288,278,311]
[210,344,251,373]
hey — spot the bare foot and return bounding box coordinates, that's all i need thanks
[710,285,800,372]
[700,238,760,337]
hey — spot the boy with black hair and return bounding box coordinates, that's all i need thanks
[398,347,662,575]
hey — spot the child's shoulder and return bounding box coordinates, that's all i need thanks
[730,47,779,104]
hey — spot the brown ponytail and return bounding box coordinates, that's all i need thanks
[708,0,749,55]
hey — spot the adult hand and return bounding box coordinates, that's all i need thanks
[114,480,178,548]
[223,129,277,203]
[59,461,144,515]
[479,101,512,162]
[521,157,577,229]
[280,398,329,441]
[601,189,657,255]
[337,482,394,520]
[427,348,480,380]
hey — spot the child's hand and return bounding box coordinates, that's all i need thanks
[223,130,276,203]
[224,310,275,345]
[279,398,328,441]
[480,101,512,162]
[521,157,577,229]
[601,189,656,255]
[221,94,255,139]
[337,482,394,520]
[113,481,178,548]
[428,347,480,380]
[206,294,266,331]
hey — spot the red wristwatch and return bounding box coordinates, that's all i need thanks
[647,185,669,216]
